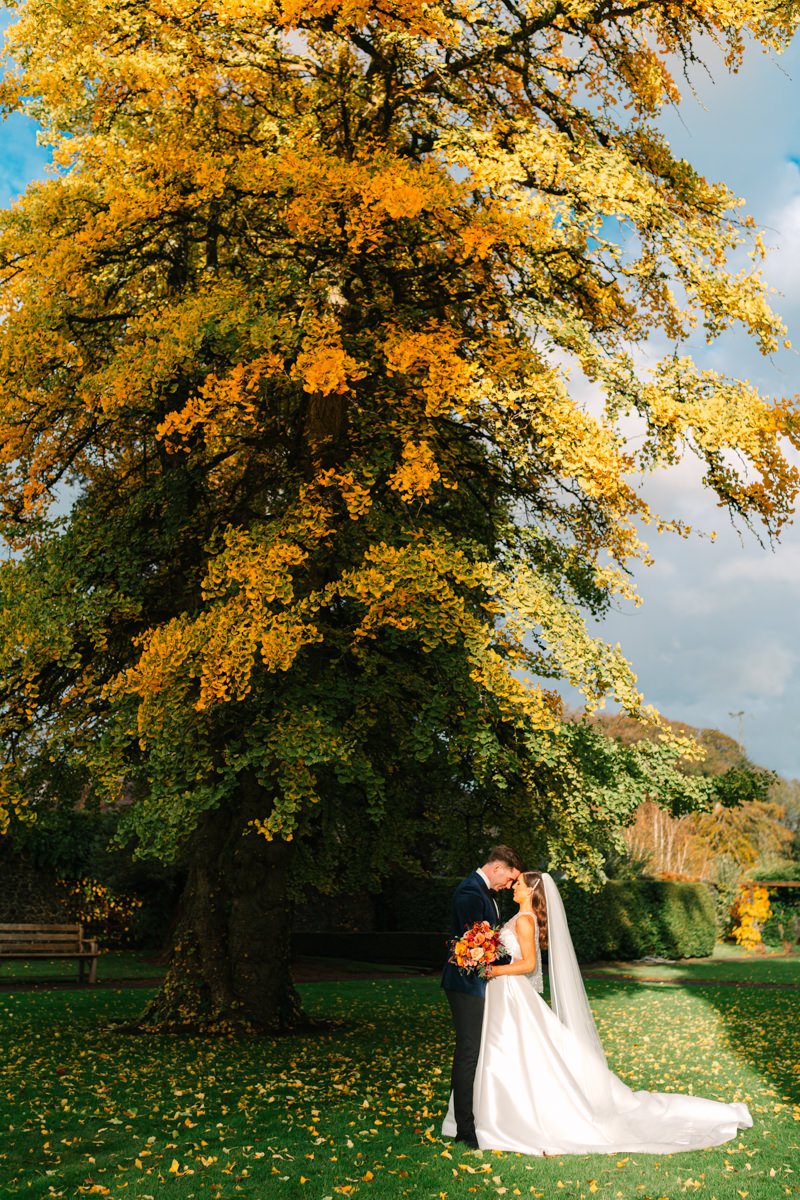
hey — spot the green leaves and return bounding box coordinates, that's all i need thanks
[1,0,799,1028]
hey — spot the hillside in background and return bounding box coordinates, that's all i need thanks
[577,711,799,883]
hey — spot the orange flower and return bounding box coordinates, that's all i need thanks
[448,920,503,977]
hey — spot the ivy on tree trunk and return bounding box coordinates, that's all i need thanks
[137,781,304,1033]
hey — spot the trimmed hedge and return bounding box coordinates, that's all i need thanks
[295,877,717,966]
[560,879,717,962]
[744,864,800,883]
[293,930,447,968]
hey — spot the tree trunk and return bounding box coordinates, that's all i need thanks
[132,778,307,1034]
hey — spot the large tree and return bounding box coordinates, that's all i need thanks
[0,0,797,1030]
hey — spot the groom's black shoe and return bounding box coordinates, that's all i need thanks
[455,1132,479,1150]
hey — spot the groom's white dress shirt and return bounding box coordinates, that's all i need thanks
[476,867,500,922]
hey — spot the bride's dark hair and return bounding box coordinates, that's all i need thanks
[522,870,548,948]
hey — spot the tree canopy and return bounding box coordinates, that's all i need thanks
[0,0,798,1029]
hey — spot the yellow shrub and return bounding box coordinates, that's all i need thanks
[731,885,772,951]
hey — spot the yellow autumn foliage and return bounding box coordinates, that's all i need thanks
[732,886,773,952]
[0,0,797,865]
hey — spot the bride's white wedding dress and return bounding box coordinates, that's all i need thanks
[443,876,752,1156]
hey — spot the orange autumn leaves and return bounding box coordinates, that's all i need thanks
[0,0,799,873]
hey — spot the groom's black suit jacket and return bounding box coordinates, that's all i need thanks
[440,871,500,997]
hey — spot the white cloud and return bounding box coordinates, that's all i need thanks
[734,641,798,698]
[717,544,800,584]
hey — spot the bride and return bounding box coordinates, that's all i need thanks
[442,870,752,1155]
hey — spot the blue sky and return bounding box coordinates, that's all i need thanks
[1,25,800,777]
[582,37,800,779]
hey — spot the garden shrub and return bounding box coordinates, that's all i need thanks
[761,899,799,947]
[742,864,800,948]
[709,854,741,940]
[731,886,772,950]
[3,807,184,949]
[559,878,716,962]
[656,881,718,957]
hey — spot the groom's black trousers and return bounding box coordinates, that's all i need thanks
[446,989,484,1138]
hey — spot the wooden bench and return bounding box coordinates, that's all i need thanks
[0,923,99,984]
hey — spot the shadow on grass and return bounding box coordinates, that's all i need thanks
[585,947,800,987]
[579,968,800,1106]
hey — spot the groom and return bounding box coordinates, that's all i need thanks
[441,845,523,1148]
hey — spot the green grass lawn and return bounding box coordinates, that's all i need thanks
[0,953,421,986]
[0,952,165,984]
[585,942,800,987]
[0,968,797,1200]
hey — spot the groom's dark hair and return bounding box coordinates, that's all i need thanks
[486,844,524,872]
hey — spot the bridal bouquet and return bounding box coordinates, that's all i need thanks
[449,920,503,977]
